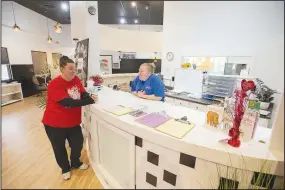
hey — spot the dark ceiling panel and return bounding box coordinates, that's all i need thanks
[9,1,163,25]
[98,1,163,25]
[13,0,71,24]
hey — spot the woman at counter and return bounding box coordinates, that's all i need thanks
[42,56,97,180]
[131,63,165,101]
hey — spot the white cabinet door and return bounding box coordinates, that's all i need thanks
[82,105,92,136]
[97,119,135,189]
[88,111,100,166]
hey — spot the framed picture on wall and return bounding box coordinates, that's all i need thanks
[52,53,62,69]
[121,52,136,59]
[99,55,112,74]
[74,38,89,87]
[113,62,120,69]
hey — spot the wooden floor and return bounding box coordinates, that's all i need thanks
[1,96,104,189]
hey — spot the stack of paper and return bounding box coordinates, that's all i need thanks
[104,105,134,116]
[135,113,170,128]
[155,119,195,139]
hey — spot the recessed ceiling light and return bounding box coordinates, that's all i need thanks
[61,3,68,11]
[120,18,126,24]
[134,19,138,24]
[131,1,136,7]
[146,6,149,10]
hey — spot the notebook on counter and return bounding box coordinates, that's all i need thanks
[135,112,170,128]
[104,105,134,116]
[155,119,195,139]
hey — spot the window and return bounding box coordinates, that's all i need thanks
[182,56,252,76]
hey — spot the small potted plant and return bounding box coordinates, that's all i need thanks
[253,78,277,110]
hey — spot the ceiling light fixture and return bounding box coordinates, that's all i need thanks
[61,3,68,11]
[54,23,62,33]
[46,18,53,43]
[131,1,136,7]
[134,19,138,24]
[11,2,20,31]
[145,6,149,10]
[120,18,126,24]
[12,24,20,31]
[47,36,53,43]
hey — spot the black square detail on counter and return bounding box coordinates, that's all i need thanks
[135,136,143,147]
[163,170,177,186]
[179,153,196,168]
[218,177,239,189]
[146,172,157,187]
[251,172,276,189]
[147,151,159,166]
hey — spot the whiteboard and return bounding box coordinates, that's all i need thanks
[173,69,204,96]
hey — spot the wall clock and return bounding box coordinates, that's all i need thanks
[88,6,96,15]
[166,52,174,61]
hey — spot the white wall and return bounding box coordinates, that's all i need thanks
[99,25,162,52]
[162,1,284,92]
[70,1,100,76]
[1,1,74,68]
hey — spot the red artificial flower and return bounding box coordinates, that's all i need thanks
[227,80,254,148]
[91,75,104,85]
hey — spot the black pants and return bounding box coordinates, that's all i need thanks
[44,125,84,174]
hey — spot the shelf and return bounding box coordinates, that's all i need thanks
[2,91,22,97]
[203,92,231,98]
[1,99,22,106]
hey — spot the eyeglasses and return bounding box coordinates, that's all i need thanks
[66,67,78,72]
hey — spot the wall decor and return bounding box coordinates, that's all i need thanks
[31,51,48,75]
[113,62,120,69]
[52,53,62,69]
[121,52,136,59]
[99,55,112,74]
[166,52,174,61]
[74,38,89,87]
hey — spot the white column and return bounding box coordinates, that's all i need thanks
[70,1,100,76]
[269,93,284,153]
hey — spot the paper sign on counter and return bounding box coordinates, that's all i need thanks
[104,105,134,116]
[155,119,195,139]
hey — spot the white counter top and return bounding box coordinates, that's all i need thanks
[102,73,137,78]
[89,87,283,175]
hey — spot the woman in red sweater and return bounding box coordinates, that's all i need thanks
[42,56,97,180]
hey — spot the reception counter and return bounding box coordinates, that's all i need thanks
[82,87,283,189]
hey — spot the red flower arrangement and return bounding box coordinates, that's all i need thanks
[227,80,255,148]
[90,75,104,86]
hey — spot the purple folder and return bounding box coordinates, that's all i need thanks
[135,112,170,128]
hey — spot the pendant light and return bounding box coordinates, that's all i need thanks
[46,18,53,43]
[54,23,62,33]
[11,2,20,31]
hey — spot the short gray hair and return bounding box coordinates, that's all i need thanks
[141,63,156,73]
